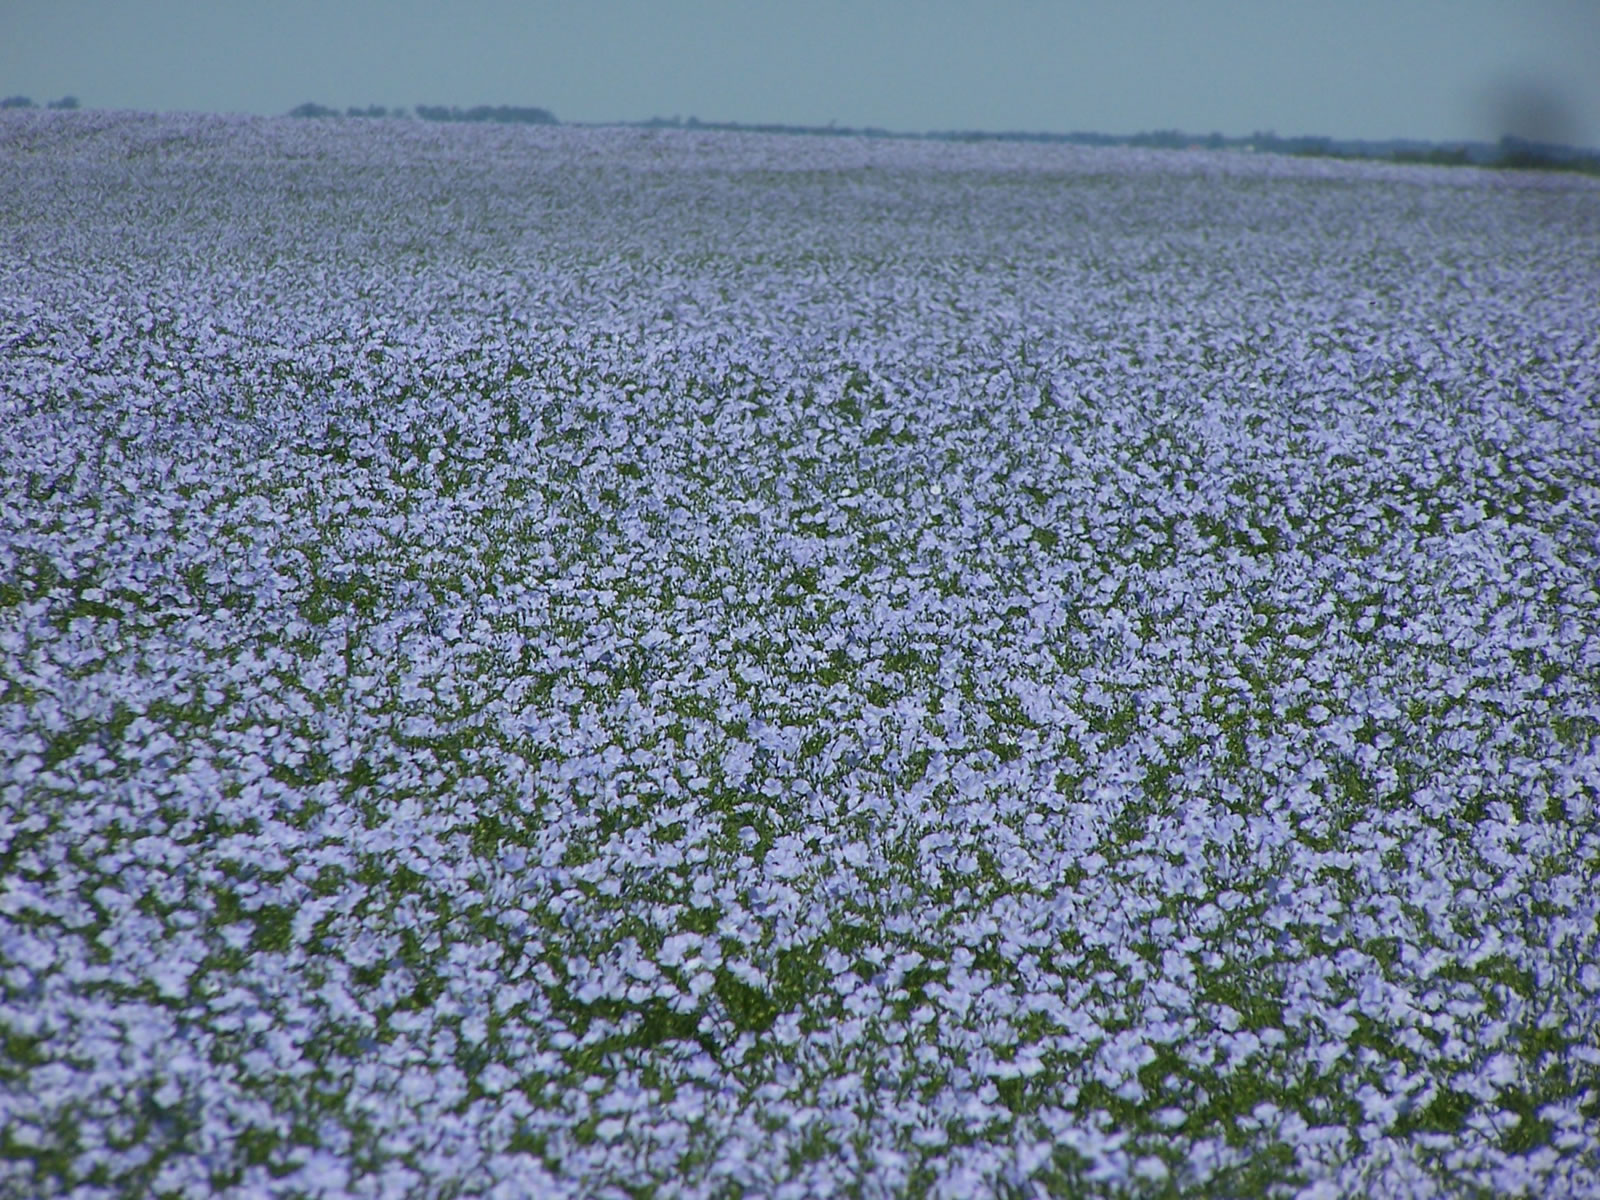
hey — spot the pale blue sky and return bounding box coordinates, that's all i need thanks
[4,1,1598,145]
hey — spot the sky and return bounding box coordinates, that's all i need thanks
[4,0,1599,147]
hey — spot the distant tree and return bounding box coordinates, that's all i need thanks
[346,104,390,118]
[46,95,79,110]
[288,102,339,118]
[1,95,35,109]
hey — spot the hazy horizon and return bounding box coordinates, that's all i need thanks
[3,0,1599,148]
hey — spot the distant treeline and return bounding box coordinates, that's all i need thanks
[288,102,556,125]
[415,104,557,125]
[1,95,78,110]
[638,115,1600,176]
[943,128,1600,176]
[7,93,1594,175]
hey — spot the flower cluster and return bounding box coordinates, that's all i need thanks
[2,109,1598,1197]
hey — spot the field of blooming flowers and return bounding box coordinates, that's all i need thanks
[2,109,1599,1198]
